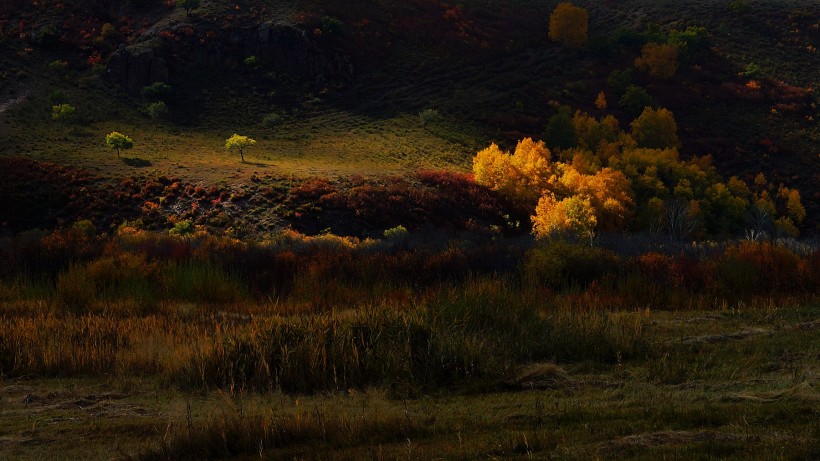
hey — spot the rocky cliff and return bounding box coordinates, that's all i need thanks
[108,20,354,94]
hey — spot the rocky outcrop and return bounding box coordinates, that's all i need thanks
[108,41,169,95]
[107,20,353,94]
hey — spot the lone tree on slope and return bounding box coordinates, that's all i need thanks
[105,131,134,158]
[225,134,256,162]
[52,103,75,131]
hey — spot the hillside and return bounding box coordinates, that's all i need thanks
[1,0,818,235]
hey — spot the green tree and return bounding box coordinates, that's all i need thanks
[549,2,589,49]
[225,134,256,162]
[544,107,578,151]
[105,132,134,158]
[618,85,658,117]
[145,101,168,129]
[176,0,200,17]
[630,107,681,149]
[52,104,75,131]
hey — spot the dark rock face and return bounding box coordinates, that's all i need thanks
[107,21,353,94]
[108,43,170,94]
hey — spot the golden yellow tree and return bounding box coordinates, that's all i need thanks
[473,143,514,193]
[635,43,680,79]
[557,166,634,230]
[473,139,555,205]
[549,2,589,49]
[532,194,597,240]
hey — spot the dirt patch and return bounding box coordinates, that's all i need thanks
[668,319,820,346]
[18,390,152,418]
[598,430,758,454]
[721,382,819,403]
[0,87,29,114]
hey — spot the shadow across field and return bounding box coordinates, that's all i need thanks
[123,158,152,168]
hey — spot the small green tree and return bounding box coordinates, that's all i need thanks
[176,0,200,17]
[145,101,168,129]
[106,131,134,158]
[52,104,75,131]
[225,134,256,162]
[544,106,578,151]
[618,85,658,117]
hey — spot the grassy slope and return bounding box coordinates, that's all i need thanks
[1,304,817,460]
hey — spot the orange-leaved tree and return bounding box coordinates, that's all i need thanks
[549,2,589,49]
[635,43,680,79]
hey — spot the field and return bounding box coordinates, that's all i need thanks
[2,303,818,460]
[0,229,818,459]
[1,0,819,459]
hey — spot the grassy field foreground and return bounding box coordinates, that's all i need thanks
[0,304,817,460]
[0,230,818,459]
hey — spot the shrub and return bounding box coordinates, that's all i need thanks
[33,24,58,49]
[729,0,751,14]
[607,68,634,96]
[140,82,173,102]
[145,101,168,128]
[419,108,440,125]
[321,16,343,35]
[48,90,68,106]
[383,225,409,244]
[169,220,195,235]
[262,111,283,127]
[243,55,260,68]
[743,63,763,79]
[47,60,68,73]
[523,240,620,289]
[100,23,119,40]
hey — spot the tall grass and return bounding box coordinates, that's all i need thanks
[0,280,650,393]
[0,228,817,393]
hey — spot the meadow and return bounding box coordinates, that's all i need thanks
[0,228,818,459]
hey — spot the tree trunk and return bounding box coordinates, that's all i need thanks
[239,149,244,162]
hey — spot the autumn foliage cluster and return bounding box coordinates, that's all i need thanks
[474,106,806,240]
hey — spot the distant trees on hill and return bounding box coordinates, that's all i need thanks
[473,106,806,241]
